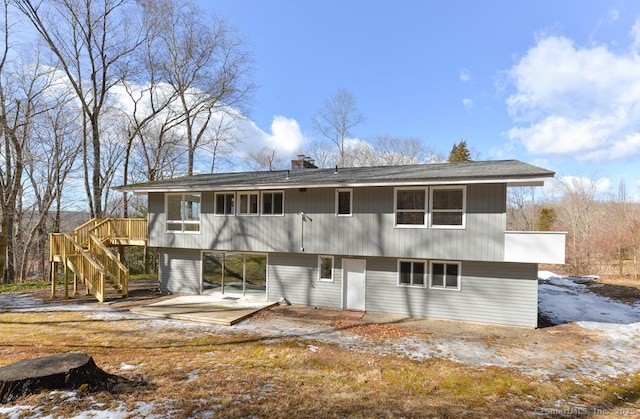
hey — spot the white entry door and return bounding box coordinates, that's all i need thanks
[343,259,366,311]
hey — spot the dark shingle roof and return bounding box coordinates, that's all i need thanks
[115,160,555,193]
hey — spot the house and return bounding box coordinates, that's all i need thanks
[115,158,566,328]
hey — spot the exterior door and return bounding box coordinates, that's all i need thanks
[202,252,267,299]
[343,259,366,311]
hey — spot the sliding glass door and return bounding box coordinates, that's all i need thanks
[202,252,267,298]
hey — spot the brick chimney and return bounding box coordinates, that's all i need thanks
[291,155,317,170]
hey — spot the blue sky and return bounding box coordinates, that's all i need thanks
[198,0,640,199]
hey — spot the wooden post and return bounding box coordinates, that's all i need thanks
[73,269,78,295]
[63,261,69,300]
[50,261,56,299]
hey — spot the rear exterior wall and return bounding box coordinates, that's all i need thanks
[147,183,507,262]
[157,248,539,327]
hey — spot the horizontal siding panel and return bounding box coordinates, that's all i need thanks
[156,248,538,327]
[268,253,343,308]
[159,248,201,294]
[365,258,538,327]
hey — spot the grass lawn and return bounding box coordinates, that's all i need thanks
[0,279,639,417]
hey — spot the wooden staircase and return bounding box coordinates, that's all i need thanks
[49,218,147,302]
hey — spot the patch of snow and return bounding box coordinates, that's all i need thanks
[538,270,560,280]
[0,405,41,419]
[120,362,136,371]
[187,369,199,381]
[539,279,640,324]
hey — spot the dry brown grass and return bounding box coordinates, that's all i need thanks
[587,276,640,304]
[0,284,639,418]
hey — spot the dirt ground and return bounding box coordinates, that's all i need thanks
[3,276,636,418]
[37,277,580,350]
[34,276,624,374]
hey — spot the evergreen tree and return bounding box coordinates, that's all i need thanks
[448,140,472,162]
[536,207,557,231]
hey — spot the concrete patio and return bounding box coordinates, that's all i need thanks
[129,295,278,326]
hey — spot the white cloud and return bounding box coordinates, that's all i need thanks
[462,98,473,109]
[266,116,307,154]
[505,32,640,162]
[460,68,470,82]
[631,17,640,51]
[235,115,310,158]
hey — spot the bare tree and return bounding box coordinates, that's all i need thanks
[133,119,185,182]
[312,88,365,167]
[18,90,79,281]
[352,135,441,167]
[507,187,537,231]
[245,147,286,171]
[0,1,75,283]
[309,140,337,169]
[15,0,145,218]
[555,176,601,273]
[142,0,254,176]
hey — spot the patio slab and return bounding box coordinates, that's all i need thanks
[130,295,278,326]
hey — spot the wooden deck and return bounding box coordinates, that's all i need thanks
[49,218,148,302]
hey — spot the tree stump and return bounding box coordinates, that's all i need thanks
[0,353,113,403]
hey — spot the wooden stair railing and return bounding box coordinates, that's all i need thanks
[59,233,109,302]
[88,233,129,297]
[50,218,146,302]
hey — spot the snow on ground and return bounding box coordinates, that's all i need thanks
[539,275,640,324]
[1,274,640,416]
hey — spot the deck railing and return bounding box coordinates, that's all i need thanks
[89,233,129,297]
[49,218,147,302]
[62,233,107,302]
[89,218,147,242]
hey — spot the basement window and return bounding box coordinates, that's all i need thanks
[430,261,461,290]
[397,259,426,287]
[318,256,334,282]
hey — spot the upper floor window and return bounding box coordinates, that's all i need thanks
[215,192,235,215]
[238,192,259,215]
[336,188,352,216]
[262,191,284,215]
[398,259,426,287]
[430,261,461,290]
[395,188,426,226]
[167,193,201,232]
[430,186,465,228]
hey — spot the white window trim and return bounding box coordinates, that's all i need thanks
[429,260,462,291]
[394,187,428,228]
[318,255,334,282]
[165,193,201,234]
[214,192,236,216]
[237,191,260,216]
[429,185,466,229]
[335,188,353,217]
[261,190,285,216]
[397,259,427,288]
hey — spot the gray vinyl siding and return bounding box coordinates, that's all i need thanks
[156,247,538,327]
[148,183,507,261]
[365,259,538,327]
[158,248,201,294]
[267,253,343,308]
